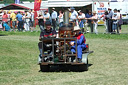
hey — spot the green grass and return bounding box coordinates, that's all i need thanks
[0,26,128,85]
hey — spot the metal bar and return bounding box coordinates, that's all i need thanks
[52,38,54,62]
[75,38,78,62]
[42,39,44,62]
[64,38,66,62]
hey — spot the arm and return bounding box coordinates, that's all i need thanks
[77,35,85,45]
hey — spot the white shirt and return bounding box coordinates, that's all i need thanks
[70,10,78,21]
[25,12,31,22]
[58,14,63,23]
[51,11,57,19]
[44,13,50,21]
[78,13,85,19]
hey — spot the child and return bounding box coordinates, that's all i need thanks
[112,13,118,32]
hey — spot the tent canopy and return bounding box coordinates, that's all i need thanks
[0,4,30,10]
[47,2,92,7]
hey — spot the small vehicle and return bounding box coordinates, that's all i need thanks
[38,10,93,72]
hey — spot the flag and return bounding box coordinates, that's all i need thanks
[34,0,41,11]
[15,0,20,4]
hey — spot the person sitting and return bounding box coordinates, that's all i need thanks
[38,21,57,63]
[3,22,10,31]
[70,26,87,63]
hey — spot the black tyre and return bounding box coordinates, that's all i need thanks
[40,65,50,72]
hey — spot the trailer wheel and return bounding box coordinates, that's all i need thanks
[40,65,50,72]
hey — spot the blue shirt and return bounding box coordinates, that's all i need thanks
[16,13,23,21]
[86,13,93,22]
[3,22,10,31]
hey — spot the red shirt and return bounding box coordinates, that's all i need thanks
[2,14,8,22]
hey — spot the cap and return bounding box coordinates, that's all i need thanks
[74,26,81,31]
[44,10,48,12]
[52,8,55,10]
[71,7,75,10]
[114,9,117,11]
[45,21,51,26]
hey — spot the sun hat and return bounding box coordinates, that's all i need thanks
[52,8,55,10]
[74,26,81,31]
[78,10,81,13]
[92,11,96,14]
[71,7,75,10]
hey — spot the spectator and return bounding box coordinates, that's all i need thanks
[23,10,31,31]
[51,8,57,30]
[70,7,78,26]
[100,11,108,33]
[90,11,98,34]
[2,11,8,24]
[112,13,118,33]
[16,11,24,31]
[3,22,10,31]
[78,10,86,33]
[86,10,93,33]
[58,10,63,27]
[10,11,17,31]
[36,12,44,32]
[43,10,50,22]
[118,10,123,33]
[106,8,113,33]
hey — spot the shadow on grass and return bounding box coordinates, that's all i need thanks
[39,64,93,72]
[0,34,8,36]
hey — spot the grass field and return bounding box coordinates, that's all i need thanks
[0,26,128,85]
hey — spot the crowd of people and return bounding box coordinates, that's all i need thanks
[0,9,34,32]
[0,7,123,34]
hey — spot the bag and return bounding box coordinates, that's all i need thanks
[118,14,123,25]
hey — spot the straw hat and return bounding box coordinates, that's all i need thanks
[52,8,55,10]
[92,11,96,14]
[74,26,81,31]
[78,10,81,13]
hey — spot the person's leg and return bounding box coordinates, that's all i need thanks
[52,19,56,30]
[94,23,98,34]
[26,21,30,31]
[39,25,44,32]
[18,22,20,31]
[90,22,93,33]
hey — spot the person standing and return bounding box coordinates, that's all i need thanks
[78,10,86,33]
[16,11,24,31]
[118,10,123,33]
[10,11,17,31]
[86,10,93,33]
[2,11,8,24]
[51,8,57,30]
[69,7,78,27]
[44,10,50,22]
[36,12,44,32]
[58,10,63,27]
[106,8,113,33]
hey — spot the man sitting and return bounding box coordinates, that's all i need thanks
[38,21,57,63]
[70,26,87,63]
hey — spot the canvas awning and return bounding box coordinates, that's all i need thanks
[47,2,92,7]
